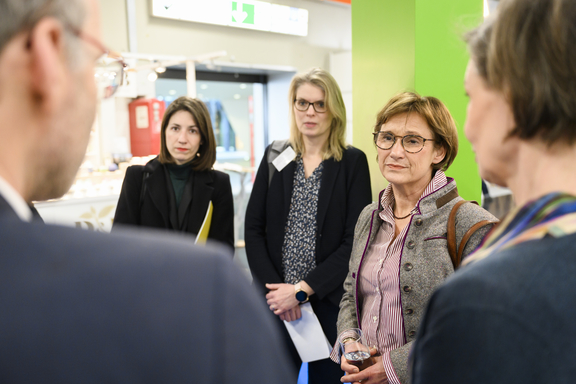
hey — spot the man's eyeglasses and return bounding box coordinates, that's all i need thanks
[373,132,436,154]
[294,99,327,113]
[94,52,126,99]
[65,24,126,99]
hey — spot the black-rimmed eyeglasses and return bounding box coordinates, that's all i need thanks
[294,99,327,113]
[373,132,436,154]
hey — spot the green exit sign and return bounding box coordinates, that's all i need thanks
[151,0,309,36]
[232,2,255,24]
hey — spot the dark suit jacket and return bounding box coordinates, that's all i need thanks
[113,157,234,251]
[0,195,295,383]
[245,145,372,307]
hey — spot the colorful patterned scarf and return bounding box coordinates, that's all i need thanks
[463,192,576,266]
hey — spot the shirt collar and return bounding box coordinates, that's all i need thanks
[0,175,32,222]
[379,170,448,223]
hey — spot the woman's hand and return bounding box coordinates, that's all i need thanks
[279,305,302,322]
[341,356,361,375]
[265,283,299,314]
[341,348,388,384]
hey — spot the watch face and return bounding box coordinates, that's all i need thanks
[295,290,308,302]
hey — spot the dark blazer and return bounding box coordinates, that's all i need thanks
[113,157,234,251]
[245,145,372,307]
[0,195,295,383]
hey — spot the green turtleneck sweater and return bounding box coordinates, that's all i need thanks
[166,161,193,207]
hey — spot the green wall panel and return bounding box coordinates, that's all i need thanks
[352,0,416,199]
[352,0,483,202]
[415,0,483,201]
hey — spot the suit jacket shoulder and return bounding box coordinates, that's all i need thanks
[210,169,231,184]
[0,217,294,383]
[342,145,366,159]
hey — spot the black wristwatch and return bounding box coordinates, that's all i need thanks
[295,282,309,304]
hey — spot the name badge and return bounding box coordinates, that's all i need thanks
[272,146,296,172]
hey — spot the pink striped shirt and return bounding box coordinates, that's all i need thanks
[350,171,447,383]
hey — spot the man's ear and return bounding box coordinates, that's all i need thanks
[28,18,69,114]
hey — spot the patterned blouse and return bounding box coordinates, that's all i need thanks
[281,158,324,284]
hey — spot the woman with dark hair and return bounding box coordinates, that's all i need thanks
[113,96,234,251]
[411,0,576,382]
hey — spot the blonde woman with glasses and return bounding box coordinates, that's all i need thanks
[245,67,372,383]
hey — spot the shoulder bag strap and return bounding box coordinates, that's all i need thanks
[139,171,151,210]
[448,200,498,269]
[447,200,468,268]
[267,139,291,187]
[456,219,498,263]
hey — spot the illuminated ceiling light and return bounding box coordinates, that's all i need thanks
[233,94,241,100]
[200,84,208,90]
[148,72,158,82]
[168,90,177,95]
[239,83,247,89]
[155,66,166,73]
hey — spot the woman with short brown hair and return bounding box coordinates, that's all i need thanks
[335,92,495,384]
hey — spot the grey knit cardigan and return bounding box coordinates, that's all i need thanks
[337,178,497,384]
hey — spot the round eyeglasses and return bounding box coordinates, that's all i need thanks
[373,132,436,154]
[294,99,327,113]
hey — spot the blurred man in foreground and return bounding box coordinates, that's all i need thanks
[0,0,294,382]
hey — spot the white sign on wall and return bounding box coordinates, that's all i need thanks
[151,0,308,37]
[135,105,149,129]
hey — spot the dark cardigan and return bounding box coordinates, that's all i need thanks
[245,145,372,306]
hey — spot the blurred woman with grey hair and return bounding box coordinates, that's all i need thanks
[411,0,576,382]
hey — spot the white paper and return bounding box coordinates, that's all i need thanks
[283,303,332,362]
[272,146,296,172]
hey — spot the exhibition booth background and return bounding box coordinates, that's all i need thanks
[37,0,497,239]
